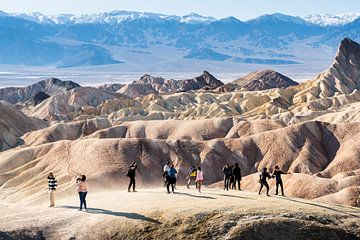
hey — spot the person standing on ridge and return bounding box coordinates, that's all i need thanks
[166,164,177,194]
[258,168,272,196]
[222,164,232,191]
[186,166,197,189]
[233,163,242,190]
[127,162,137,192]
[195,167,204,193]
[47,172,57,207]
[272,166,290,196]
[76,175,88,211]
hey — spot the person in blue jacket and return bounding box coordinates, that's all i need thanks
[166,164,177,194]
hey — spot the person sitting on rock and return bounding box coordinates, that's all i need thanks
[258,168,271,196]
[272,166,290,196]
[186,166,197,189]
[47,172,57,207]
[195,167,204,193]
[127,162,137,192]
[232,163,242,190]
[222,164,232,191]
[166,164,177,194]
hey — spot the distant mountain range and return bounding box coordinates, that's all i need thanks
[0,10,360,68]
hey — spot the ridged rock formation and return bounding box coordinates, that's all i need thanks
[232,69,299,91]
[0,101,47,151]
[0,78,80,104]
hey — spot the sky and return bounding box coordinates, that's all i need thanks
[1,0,360,20]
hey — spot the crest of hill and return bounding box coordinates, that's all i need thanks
[232,69,299,91]
[0,78,80,104]
[117,71,224,98]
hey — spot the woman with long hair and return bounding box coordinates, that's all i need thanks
[76,175,88,211]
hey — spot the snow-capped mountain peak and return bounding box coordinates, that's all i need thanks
[304,13,360,26]
[9,11,217,25]
[180,13,216,23]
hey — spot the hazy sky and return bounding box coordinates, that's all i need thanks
[1,0,360,20]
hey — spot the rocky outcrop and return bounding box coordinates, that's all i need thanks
[117,71,224,98]
[97,83,125,93]
[232,69,298,91]
[28,91,50,106]
[0,78,80,104]
[28,87,122,121]
[0,101,47,151]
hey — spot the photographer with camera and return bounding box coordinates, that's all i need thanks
[127,162,137,192]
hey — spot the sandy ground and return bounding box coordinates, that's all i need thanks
[0,186,360,240]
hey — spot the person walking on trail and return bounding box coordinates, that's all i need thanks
[127,162,137,192]
[47,172,57,207]
[233,163,242,191]
[76,175,88,211]
[186,166,197,189]
[195,167,204,193]
[166,164,177,194]
[222,164,232,191]
[163,161,171,187]
[258,168,271,196]
[272,166,289,196]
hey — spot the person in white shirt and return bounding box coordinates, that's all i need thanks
[163,161,171,187]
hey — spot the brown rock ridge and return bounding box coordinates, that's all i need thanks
[0,78,80,104]
[232,69,299,91]
[1,119,360,207]
[118,71,224,98]
[0,101,47,151]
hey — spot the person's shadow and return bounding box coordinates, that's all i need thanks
[58,205,161,224]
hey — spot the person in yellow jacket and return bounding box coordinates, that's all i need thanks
[186,166,197,189]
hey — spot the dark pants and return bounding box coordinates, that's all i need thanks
[276,180,284,195]
[167,176,176,193]
[259,181,269,195]
[128,177,136,191]
[234,176,241,190]
[167,182,175,193]
[79,192,87,210]
[224,175,231,191]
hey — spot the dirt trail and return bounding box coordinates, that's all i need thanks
[0,187,359,240]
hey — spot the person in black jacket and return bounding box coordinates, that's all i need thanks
[222,164,232,191]
[258,167,271,196]
[272,166,289,196]
[127,162,137,192]
[232,163,242,190]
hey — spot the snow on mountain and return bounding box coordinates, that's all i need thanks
[180,13,216,23]
[10,11,216,25]
[304,13,360,26]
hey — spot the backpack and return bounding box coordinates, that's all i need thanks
[126,169,131,177]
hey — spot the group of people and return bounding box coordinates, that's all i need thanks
[222,163,242,191]
[46,162,288,210]
[47,172,88,211]
[185,165,204,192]
[258,166,290,196]
[162,162,204,193]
